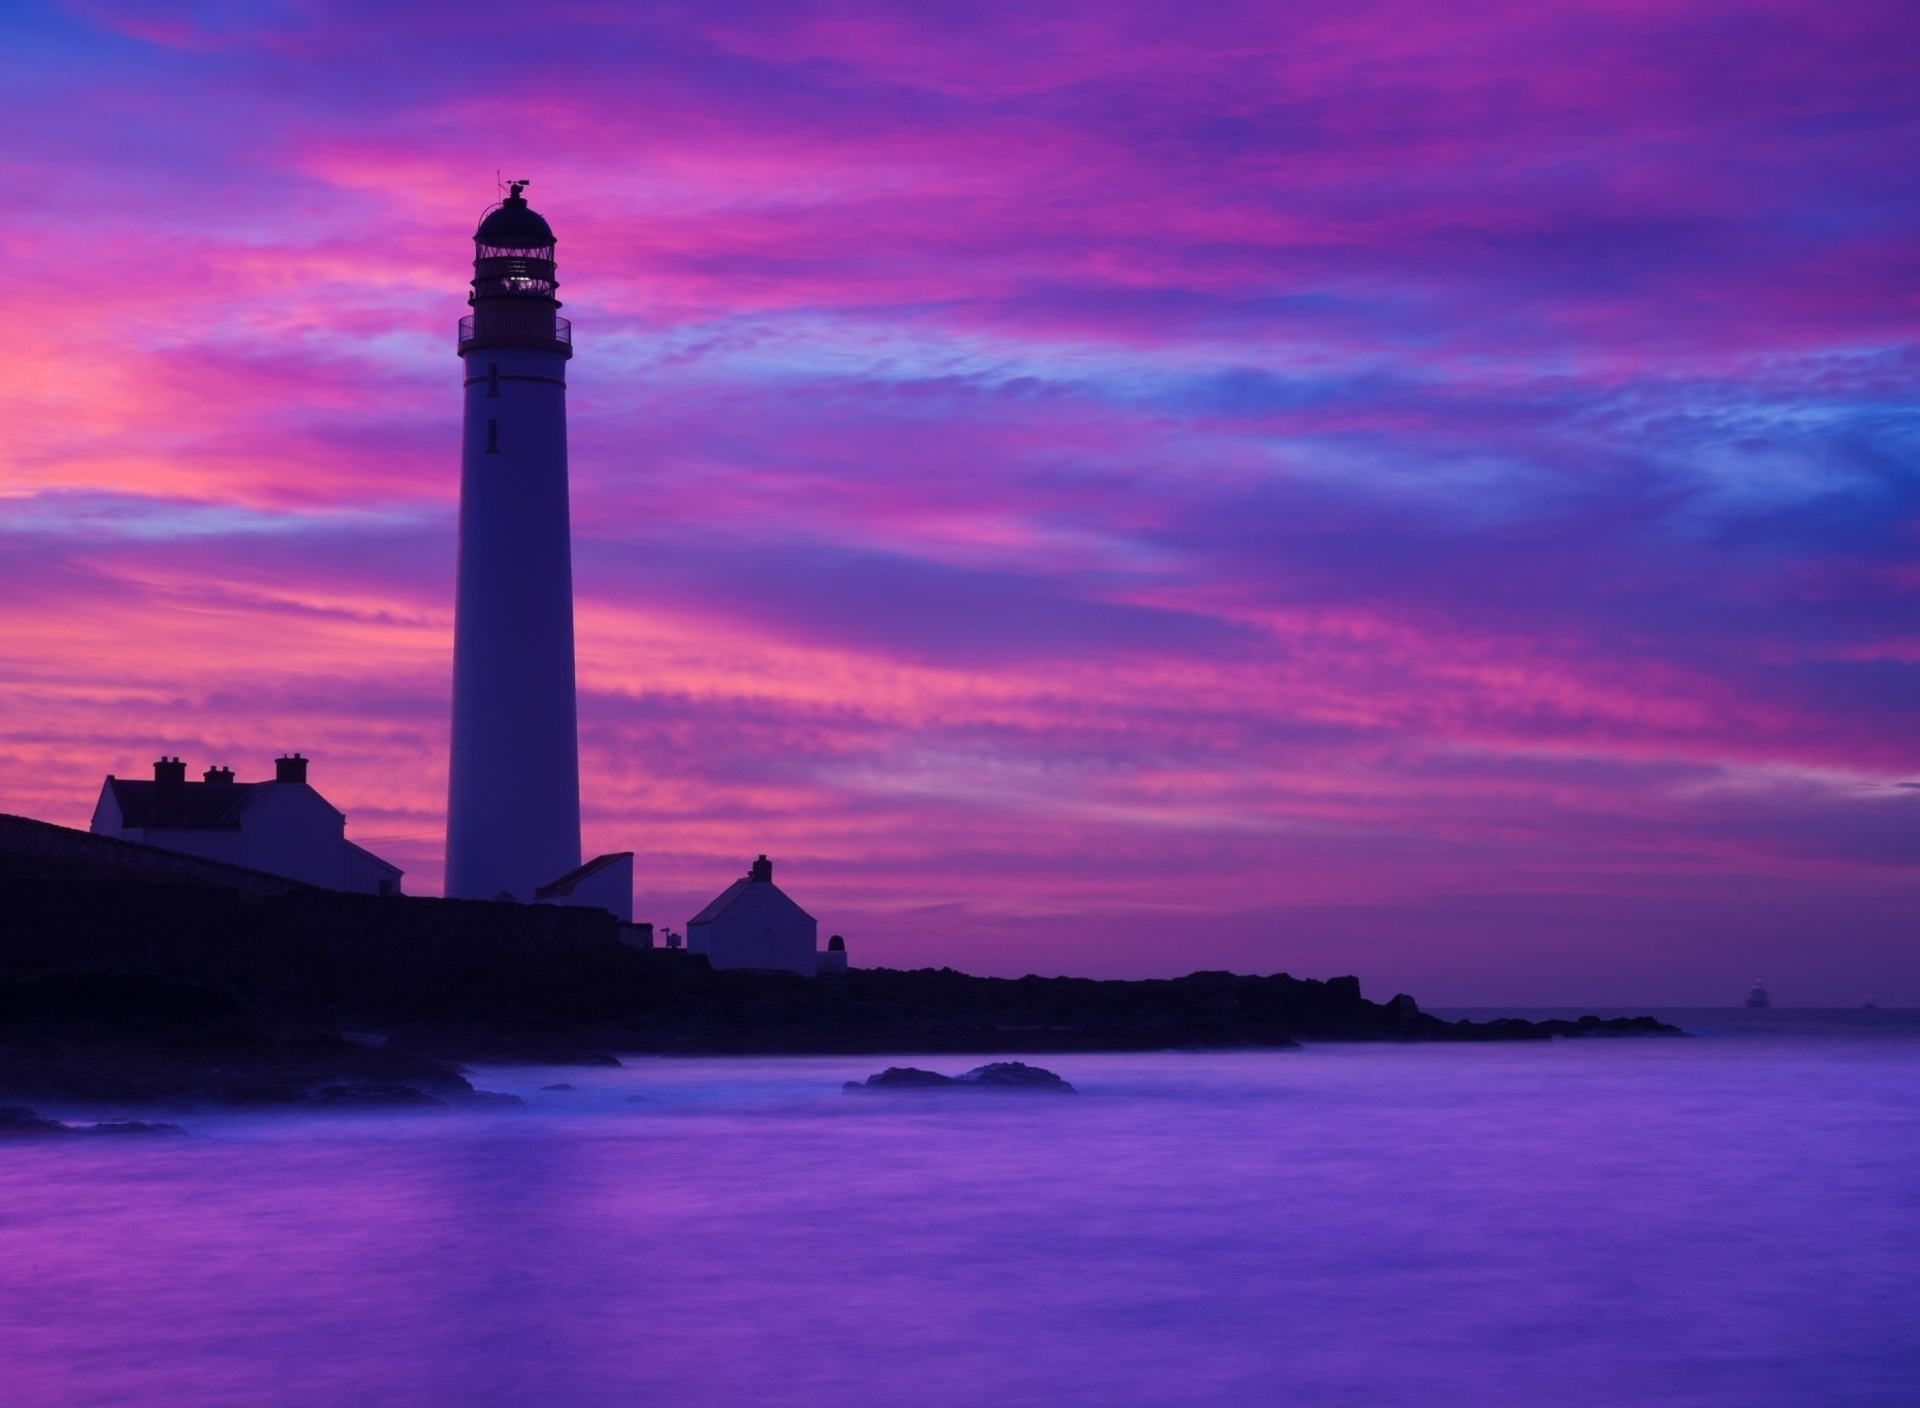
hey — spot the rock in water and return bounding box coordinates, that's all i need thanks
[847,1066,957,1091]
[844,1062,1076,1093]
[956,1062,1076,1093]
[84,1120,183,1135]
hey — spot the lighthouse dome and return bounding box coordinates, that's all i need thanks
[475,191,555,249]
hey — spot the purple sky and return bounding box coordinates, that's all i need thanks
[1,0,1915,1002]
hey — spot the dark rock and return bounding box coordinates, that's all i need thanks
[0,971,479,1109]
[539,1083,576,1091]
[1,1104,72,1135]
[955,1061,1076,1092]
[1324,975,1364,1004]
[0,1107,186,1135]
[847,1062,1076,1093]
[850,1066,957,1090]
[1459,1017,1552,1041]
[1540,1014,1688,1039]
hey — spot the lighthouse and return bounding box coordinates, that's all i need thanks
[444,183,583,902]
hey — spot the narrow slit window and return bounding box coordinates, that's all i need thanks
[485,419,499,454]
[487,363,500,398]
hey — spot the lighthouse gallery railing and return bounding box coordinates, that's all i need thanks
[457,312,573,355]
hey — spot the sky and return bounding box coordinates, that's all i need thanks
[0,0,1915,1003]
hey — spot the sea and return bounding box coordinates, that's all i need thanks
[3,1008,1916,1407]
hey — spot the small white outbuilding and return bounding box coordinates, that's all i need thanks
[688,855,842,977]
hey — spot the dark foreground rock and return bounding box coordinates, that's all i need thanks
[0,972,478,1110]
[846,1061,1077,1093]
[382,1018,623,1069]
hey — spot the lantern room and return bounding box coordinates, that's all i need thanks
[459,181,571,356]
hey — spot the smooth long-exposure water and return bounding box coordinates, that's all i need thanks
[4,1011,1917,1407]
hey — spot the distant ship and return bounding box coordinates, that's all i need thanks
[1745,981,1772,1009]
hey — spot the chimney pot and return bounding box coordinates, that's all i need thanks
[153,758,187,786]
[749,855,773,883]
[275,754,309,784]
[203,766,235,785]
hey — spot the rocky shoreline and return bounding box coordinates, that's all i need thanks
[0,822,1685,1112]
[0,966,1684,1113]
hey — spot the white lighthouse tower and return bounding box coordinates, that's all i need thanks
[445,182,584,903]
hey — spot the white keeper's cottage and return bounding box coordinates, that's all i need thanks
[90,755,403,895]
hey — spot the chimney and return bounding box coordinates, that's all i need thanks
[275,754,309,784]
[749,854,773,883]
[153,756,186,825]
[203,766,235,785]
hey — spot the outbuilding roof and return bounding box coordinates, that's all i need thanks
[689,876,753,925]
[534,850,632,900]
[689,855,817,926]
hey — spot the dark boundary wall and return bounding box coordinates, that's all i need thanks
[0,812,313,895]
[0,814,660,1025]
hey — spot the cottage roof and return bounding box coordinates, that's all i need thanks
[106,778,262,829]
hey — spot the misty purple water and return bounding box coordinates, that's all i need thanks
[4,1011,1917,1407]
